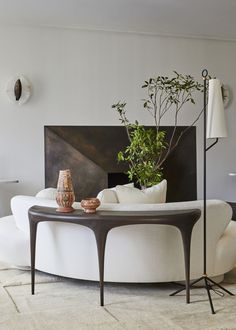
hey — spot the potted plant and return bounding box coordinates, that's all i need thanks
[112,71,203,188]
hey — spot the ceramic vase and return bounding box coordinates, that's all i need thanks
[56,169,75,213]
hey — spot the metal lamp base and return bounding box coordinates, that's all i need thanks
[170,274,234,314]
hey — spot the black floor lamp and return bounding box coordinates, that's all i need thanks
[171,69,234,314]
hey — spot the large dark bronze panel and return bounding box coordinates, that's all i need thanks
[45,126,196,202]
[45,128,107,201]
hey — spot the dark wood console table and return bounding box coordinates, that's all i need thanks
[28,206,201,306]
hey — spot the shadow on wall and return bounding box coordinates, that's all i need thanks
[0,185,16,217]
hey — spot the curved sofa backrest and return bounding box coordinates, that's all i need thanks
[11,195,81,233]
[11,196,232,243]
[10,196,233,280]
[101,200,231,238]
[99,199,232,270]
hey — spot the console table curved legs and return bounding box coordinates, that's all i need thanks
[28,206,201,306]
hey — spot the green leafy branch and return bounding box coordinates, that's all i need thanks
[112,71,203,187]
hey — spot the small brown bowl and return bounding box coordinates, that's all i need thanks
[81,198,100,213]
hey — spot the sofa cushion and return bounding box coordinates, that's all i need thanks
[115,180,167,204]
[36,188,57,200]
[97,183,134,203]
[97,189,118,203]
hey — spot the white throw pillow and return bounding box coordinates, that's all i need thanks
[115,180,167,204]
[97,189,118,203]
[97,183,134,203]
[35,188,57,200]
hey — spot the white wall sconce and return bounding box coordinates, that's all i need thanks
[6,75,32,105]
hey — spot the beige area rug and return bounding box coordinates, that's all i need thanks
[1,262,236,330]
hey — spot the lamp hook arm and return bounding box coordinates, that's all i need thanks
[206,138,219,151]
[202,69,209,79]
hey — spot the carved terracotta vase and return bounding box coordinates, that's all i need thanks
[81,198,100,213]
[56,169,75,213]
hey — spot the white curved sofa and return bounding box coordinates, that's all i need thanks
[0,195,236,283]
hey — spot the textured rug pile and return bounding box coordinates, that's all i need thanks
[1,262,236,330]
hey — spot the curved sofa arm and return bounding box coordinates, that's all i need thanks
[11,195,81,233]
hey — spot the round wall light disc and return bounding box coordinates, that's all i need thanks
[6,76,32,105]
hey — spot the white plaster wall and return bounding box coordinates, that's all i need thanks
[0,25,235,216]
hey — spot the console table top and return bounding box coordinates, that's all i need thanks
[29,205,201,226]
